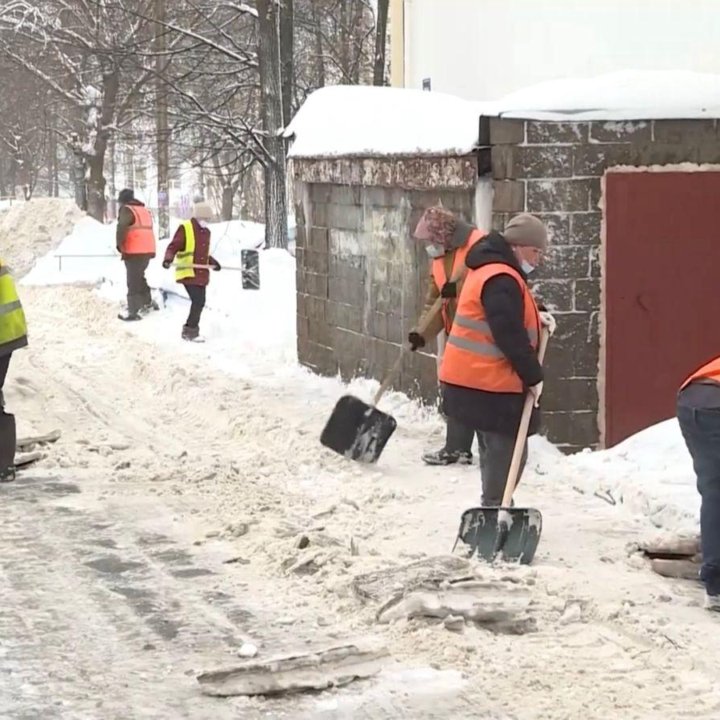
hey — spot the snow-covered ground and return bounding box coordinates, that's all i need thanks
[2,199,719,718]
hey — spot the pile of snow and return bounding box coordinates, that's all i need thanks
[537,418,698,534]
[493,69,720,120]
[285,85,490,158]
[0,198,85,277]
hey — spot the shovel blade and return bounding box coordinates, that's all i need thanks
[320,394,397,464]
[454,506,542,565]
[241,249,260,290]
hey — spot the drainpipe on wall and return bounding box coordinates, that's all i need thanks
[389,0,405,88]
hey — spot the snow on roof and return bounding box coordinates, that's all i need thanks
[284,85,489,158]
[492,70,720,121]
[285,71,720,161]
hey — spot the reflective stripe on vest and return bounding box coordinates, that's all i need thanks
[0,263,27,353]
[680,355,720,390]
[175,221,196,281]
[122,205,156,255]
[431,228,484,334]
[439,263,540,394]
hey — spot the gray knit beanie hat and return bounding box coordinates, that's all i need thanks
[504,213,548,251]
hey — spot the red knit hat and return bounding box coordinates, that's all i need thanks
[413,206,457,247]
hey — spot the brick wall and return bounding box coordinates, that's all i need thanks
[293,155,479,405]
[487,117,720,451]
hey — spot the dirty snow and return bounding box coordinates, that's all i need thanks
[3,198,720,719]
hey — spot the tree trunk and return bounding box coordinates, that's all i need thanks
[155,0,170,238]
[257,0,288,250]
[220,184,234,221]
[373,0,389,86]
[86,153,106,221]
[311,1,325,87]
[108,138,117,220]
[280,0,294,124]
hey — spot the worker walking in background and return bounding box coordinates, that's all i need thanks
[0,257,28,482]
[677,354,720,611]
[116,188,157,321]
[409,205,485,467]
[439,214,556,506]
[162,200,221,342]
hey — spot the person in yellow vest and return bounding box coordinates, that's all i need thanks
[677,355,720,611]
[116,188,158,321]
[439,214,556,506]
[0,258,28,482]
[162,200,221,341]
[409,206,485,466]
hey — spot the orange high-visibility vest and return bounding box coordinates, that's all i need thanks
[122,205,156,255]
[439,263,540,393]
[680,355,720,390]
[431,228,484,333]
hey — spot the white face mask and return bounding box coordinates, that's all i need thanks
[425,243,445,259]
[521,259,535,275]
[197,219,209,228]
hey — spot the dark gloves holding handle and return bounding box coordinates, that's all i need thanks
[440,281,457,299]
[408,332,425,352]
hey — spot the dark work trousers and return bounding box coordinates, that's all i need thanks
[445,415,475,454]
[184,284,207,329]
[0,352,10,408]
[677,401,720,596]
[447,413,528,505]
[477,431,528,506]
[124,256,152,315]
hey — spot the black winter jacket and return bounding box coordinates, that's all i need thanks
[441,231,544,437]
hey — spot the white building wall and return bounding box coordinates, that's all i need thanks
[403,0,720,100]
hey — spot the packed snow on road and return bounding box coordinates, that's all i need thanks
[0,198,717,719]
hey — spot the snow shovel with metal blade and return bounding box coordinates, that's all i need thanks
[452,327,550,564]
[320,265,468,464]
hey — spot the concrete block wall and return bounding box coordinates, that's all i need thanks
[293,155,478,406]
[487,117,720,451]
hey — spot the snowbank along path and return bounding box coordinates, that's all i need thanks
[2,200,719,719]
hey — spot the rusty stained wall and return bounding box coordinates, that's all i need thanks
[293,155,479,405]
[487,117,720,451]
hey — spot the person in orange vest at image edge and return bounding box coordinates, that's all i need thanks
[439,213,556,506]
[408,205,485,466]
[116,188,158,321]
[677,354,720,611]
[162,200,221,342]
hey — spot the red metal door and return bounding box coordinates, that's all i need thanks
[604,170,720,447]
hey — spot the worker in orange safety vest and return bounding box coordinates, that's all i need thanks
[677,354,720,611]
[409,206,485,466]
[439,214,556,506]
[116,187,157,321]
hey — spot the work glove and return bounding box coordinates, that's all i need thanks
[162,259,172,269]
[440,281,457,299]
[408,331,425,352]
[539,311,556,337]
[212,261,221,271]
[529,381,544,408]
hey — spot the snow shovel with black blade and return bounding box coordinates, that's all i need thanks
[452,327,550,565]
[320,265,468,464]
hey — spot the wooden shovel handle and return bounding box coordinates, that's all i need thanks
[372,263,468,407]
[500,327,550,507]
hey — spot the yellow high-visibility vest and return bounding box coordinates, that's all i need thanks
[0,259,28,355]
[175,221,196,281]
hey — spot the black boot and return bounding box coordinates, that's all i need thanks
[421,447,473,466]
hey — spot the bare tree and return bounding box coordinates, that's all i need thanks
[0,0,166,220]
